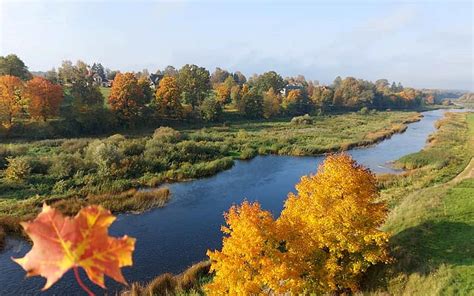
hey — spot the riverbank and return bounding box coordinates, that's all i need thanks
[0,111,421,249]
[365,111,474,294]
[123,111,473,296]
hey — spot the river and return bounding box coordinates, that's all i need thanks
[0,109,460,295]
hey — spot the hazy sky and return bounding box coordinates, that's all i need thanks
[1,0,473,90]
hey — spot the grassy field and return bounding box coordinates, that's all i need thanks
[362,112,474,295]
[0,111,420,249]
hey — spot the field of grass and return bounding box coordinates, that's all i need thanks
[0,111,420,249]
[362,112,474,295]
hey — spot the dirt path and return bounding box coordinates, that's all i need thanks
[450,157,474,184]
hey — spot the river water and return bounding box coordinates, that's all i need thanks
[0,109,459,295]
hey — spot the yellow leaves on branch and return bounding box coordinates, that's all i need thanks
[13,204,135,293]
[206,154,391,295]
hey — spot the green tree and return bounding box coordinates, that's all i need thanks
[0,54,31,80]
[138,77,153,104]
[232,71,247,85]
[251,71,285,94]
[177,64,211,109]
[241,87,263,119]
[200,93,223,122]
[91,63,106,80]
[210,67,230,86]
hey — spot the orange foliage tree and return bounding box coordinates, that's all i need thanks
[206,154,391,295]
[25,77,63,121]
[154,76,183,119]
[13,204,135,295]
[108,73,146,121]
[0,75,24,128]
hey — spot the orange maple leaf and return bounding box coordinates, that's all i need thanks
[12,204,135,293]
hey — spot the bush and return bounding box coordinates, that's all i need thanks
[48,153,84,179]
[4,157,31,182]
[291,114,313,125]
[85,140,122,176]
[240,147,257,160]
[152,127,182,143]
[359,106,369,115]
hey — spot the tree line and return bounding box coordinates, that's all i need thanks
[0,54,430,137]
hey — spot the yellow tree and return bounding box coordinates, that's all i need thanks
[262,87,281,119]
[279,154,391,293]
[206,154,391,295]
[205,201,290,296]
[0,75,24,128]
[154,76,183,119]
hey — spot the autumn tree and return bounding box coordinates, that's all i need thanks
[177,64,210,109]
[332,77,375,108]
[108,73,146,122]
[215,76,236,104]
[279,154,391,293]
[0,54,31,80]
[0,75,24,128]
[262,87,281,119]
[206,154,391,295]
[310,86,334,113]
[282,89,312,116]
[232,71,247,85]
[205,202,285,295]
[26,77,63,121]
[230,85,242,109]
[154,76,183,119]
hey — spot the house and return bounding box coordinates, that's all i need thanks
[281,84,305,97]
[149,73,163,88]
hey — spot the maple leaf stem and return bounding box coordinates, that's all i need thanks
[73,266,95,296]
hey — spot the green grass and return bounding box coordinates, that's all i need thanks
[99,86,111,100]
[363,112,474,295]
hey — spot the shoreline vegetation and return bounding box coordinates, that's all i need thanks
[0,111,422,250]
[122,111,473,296]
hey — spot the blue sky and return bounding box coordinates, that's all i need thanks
[1,0,472,90]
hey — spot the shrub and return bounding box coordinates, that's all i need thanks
[4,157,31,182]
[359,106,369,115]
[291,114,313,125]
[240,147,256,160]
[152,127,182,143]
[48,153,84,178]
[85,140,122,176]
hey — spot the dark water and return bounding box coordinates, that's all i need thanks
[0,109,461,295]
